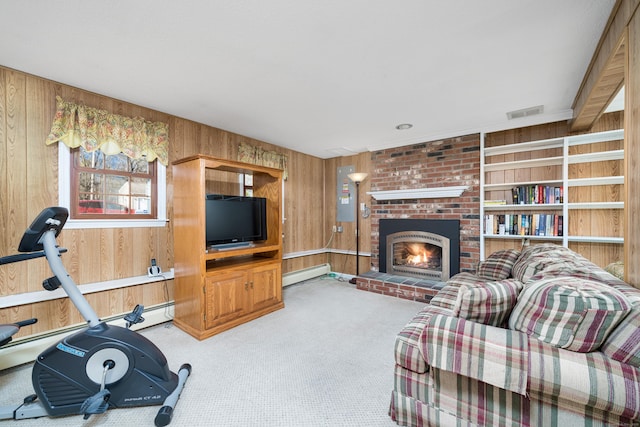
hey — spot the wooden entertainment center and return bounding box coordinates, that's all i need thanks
[172,155,284,340]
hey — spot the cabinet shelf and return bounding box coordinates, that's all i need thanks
[205,243,281,261]
[205,254,281,272]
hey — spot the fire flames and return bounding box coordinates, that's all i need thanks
[402,243,440,268]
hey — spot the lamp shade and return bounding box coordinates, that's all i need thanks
[347,172,368,183]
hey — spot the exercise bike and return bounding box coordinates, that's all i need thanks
[0,207,191,426]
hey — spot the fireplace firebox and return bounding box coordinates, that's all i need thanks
[387,231,449,280]
[379,219,459,281]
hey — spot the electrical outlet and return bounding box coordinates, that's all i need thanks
[337,226,343,233]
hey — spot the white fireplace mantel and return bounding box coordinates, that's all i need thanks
[367,186,468,201]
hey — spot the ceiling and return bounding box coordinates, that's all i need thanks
[0,1,616,159]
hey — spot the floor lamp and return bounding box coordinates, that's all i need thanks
[347,172,368,284]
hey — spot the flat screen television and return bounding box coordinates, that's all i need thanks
[205,194,267,247]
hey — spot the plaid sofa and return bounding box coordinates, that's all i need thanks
[389,244,640,427]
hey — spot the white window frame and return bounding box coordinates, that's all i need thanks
[58,144,167,229]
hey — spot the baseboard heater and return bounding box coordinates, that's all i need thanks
[282,263,331,287]
[0,303,174,371]
[3,265,330,369]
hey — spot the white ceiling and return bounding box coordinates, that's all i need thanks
[0,1,616,159]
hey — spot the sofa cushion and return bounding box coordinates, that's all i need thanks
[511,244,577,282]
[429,272,480,311]
[453,278,523,327]
[508,276,631,352]
[601,307,640,368]
[476,249,520,280]
[530,261,629,289]
[605,261,625,280]
[422,314,529,395]
[527,338,640,420]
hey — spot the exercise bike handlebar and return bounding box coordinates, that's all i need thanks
[41,228,101,328]
[0,248,67,266]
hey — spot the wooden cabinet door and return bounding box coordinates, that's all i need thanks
[248,262,281,312]
[204,271,249,329]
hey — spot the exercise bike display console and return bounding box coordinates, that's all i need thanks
[0,207,191,426]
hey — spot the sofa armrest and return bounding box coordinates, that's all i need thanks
[395,305,454,373]
[528,339,640,420]
[420,314,529,395]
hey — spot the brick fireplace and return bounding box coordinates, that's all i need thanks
[356,133,480,302]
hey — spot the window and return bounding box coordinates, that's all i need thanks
[58,144,167,229]
[71,146,156,219]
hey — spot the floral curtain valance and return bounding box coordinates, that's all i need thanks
[46,96,169,166]
[238,142,288,180]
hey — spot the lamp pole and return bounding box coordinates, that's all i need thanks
[347,172,368,285]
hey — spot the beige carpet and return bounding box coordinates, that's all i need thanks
[0,276,425,426]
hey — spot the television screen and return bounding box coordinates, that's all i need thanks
[205,195,267,247]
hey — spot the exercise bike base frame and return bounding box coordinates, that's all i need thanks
[1,207,191,424]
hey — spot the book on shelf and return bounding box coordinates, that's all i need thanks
[510,184,563,205]
[485,213,563,237]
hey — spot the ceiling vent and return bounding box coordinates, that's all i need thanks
[506,105,544,120]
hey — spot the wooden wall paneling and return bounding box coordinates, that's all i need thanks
[77,228,101,285]
[0,68,9,305]
[283,151,325,255]
[0,68,258,338]
[200,124,218,157]
[141,280,172,310]
[323,157,341,270]
[327,253,353,278]
[485,149,508,205]
[5,70,29,309]
[0,67,5,261]
[569,142,591,240]
[485,239,522,255]
[626,7,640,286]
[168,117,186,163]
[156,226,172,279]
[25,75,56,298]
[100,229,116,282]
[106,287,124,319]
[123,282,142,315]
[282,254,327,274]
[323,157,338,246]
[131,227,148,278]
[322,152,371,275]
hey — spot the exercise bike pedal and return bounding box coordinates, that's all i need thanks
[80,389,111,420]
[124,304,145,328]
[23,394,37,404]
[42,276,61,291]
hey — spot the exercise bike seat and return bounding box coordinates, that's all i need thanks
[0,319,37,347]
[0,324,19,345]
